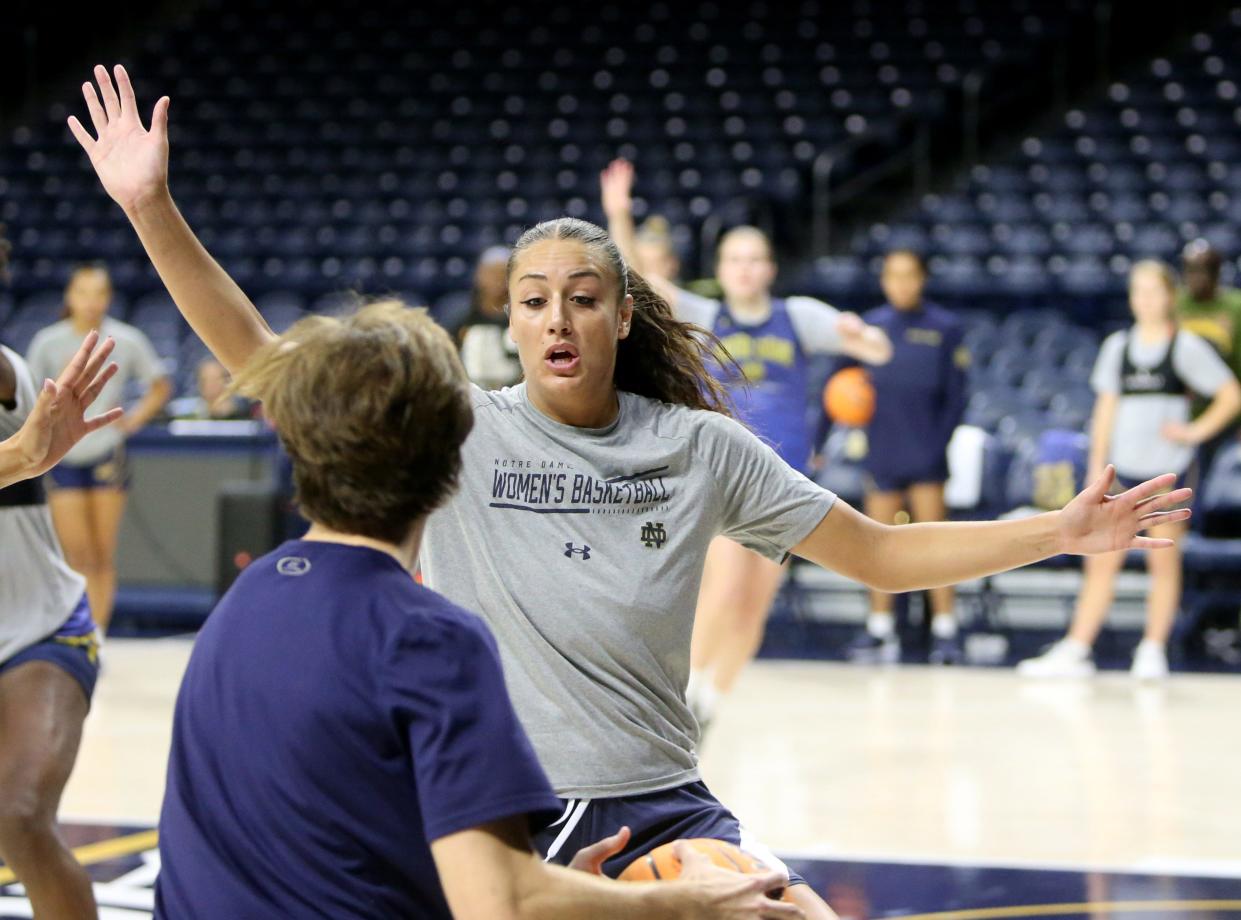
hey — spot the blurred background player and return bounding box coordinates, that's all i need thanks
[1177,240,1241,474]
[1019,260,1241,679]
[601,158,893,725]
[26,264,171,633]
[1178,240,1241,372]
[166,357,252,420]
[457,246,522,390]
[0,330,121,920]
[846,250,970,665]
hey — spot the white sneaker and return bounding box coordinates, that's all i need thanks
[1017,639,1096,678]
[1131,641,1169,681]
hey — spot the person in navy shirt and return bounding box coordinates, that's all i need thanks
[152,300,799,920]
[847,250,970,665]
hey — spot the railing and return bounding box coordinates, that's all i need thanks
[809,2,1117,259]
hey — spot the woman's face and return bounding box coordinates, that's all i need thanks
[507,238,633,411]
[1130,269,1174,325]
[475,260,510,316]
[716,233,776,303]
[65,269,111,325]
[636,239,680,283]
[881,252,926,310]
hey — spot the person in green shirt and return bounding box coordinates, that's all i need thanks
[1177,239,1241,378]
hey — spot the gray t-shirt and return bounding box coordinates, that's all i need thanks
[26,317,165,465]
[0,346,88,664]
[1091,328,1233,478]
[675,290,846,353]
[420,384,836,797]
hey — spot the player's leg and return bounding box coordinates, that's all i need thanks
[703,545,786,693]
[907,480,962,664]
[82,485,127,633]
[0,659,96,918]
[1018,548,1125,677]
[848,485,905,661]
[785,883,839,919]
[688,538,785,724]
[1132,517,1188,679]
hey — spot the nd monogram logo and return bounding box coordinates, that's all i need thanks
[564,543,592,560]
[640,522,668,549]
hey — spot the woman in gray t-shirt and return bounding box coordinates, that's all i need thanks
[1019,260,1241,681]
[26,264,171,632]
[73,65,1198,920]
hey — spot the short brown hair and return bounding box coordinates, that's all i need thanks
[232,300,474,543]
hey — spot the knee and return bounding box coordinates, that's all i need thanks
[0,786,54,846]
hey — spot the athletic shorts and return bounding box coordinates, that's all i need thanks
[865,461,950,494]
[49,445,130,490]
[0,595,101,704]
[532,779,805,887]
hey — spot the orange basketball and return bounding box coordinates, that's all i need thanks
[618,839,782,898]
[823,366,875,427]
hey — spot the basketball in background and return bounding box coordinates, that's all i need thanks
[823,367,876,427]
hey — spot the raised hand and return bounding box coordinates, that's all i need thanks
[600,158,636,218]
[67,65,170,214]
[7,331,123,483]
[1056,465,1193,555]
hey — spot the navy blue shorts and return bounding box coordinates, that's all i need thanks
[49,446,130,490]
[0,596,101,704]
[866,462,949,493]
[532,780,804,887]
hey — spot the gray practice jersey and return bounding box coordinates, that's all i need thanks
[0,346,87,664]
[420,384,836,797]
[26,317,164,466]
[674,290,847,354]
[1091,328,1234,478]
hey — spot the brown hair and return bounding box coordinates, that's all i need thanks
[61,262,112,320]
[232,300,474,543]
[508,218,736,414]
[716,225,775,263]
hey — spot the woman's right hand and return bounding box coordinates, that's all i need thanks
[600,158,636,218]
[675,842,804,920]
[68,65,171,215]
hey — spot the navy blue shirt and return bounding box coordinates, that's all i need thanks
[860,302,969,478]
[156,539,561,919]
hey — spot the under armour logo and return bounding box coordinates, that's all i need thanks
[276,556,312,576]
[564,543,591,560]
[640,522,668,549]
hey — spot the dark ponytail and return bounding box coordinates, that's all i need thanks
[510,218,736,415]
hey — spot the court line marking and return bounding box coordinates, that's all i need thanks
[894,900,1241,919]
[0,829,158,886]
[776,847,1241,880]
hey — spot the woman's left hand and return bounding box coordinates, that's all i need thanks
[1160,421,1199,445]
[1056,465,1192,555]
[835,312,866,339]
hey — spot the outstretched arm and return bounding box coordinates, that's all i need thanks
[600,158,684,308]
[68,65,275,374]
[433,817,800,920]
[0,331,123,489]
[794,466,1191,593]
[833,312,892,365]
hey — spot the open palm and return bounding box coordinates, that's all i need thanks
[67,65,171,213]
[16,331,122,479]
[1057,466,1192,555]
